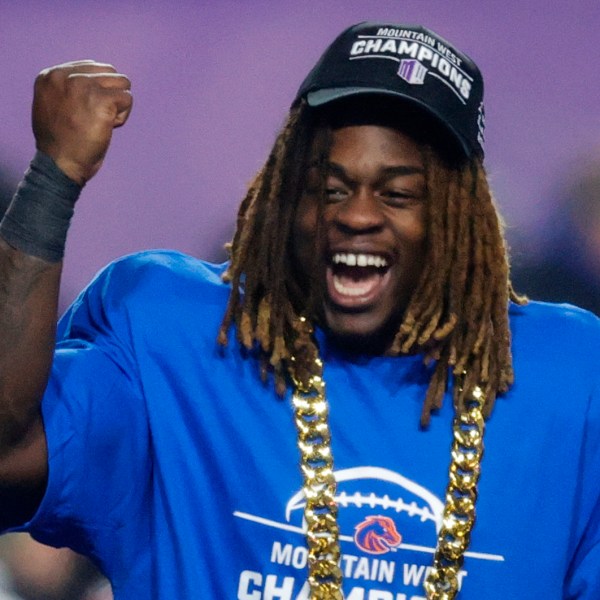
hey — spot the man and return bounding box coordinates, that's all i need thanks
[0,21,598,600]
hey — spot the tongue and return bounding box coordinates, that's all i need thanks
[331,271,382,299]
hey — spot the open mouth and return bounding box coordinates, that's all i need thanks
[326,252,391,308]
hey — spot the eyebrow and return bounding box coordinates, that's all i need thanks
[325,161,425,185]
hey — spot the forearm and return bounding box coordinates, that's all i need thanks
[0,153,80,452]
[0,243,60,447]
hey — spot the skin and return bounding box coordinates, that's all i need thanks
[0,60,132,527]
[292,124,428,353]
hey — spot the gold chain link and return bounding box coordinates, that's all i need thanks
[424,383,486,599]
[291,352,344,600]
[291,348,486,600]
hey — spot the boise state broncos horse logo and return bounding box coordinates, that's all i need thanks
[354,515,402,555]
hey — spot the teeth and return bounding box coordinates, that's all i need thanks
[332,253,388,268]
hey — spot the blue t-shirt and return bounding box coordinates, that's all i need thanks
[13,250,600,599]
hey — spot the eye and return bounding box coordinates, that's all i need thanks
[378,186,424,208]
[325,187,349,203]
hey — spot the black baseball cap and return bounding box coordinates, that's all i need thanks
[294,22,485,158]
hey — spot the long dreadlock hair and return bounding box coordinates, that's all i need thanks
[218,98,526,426]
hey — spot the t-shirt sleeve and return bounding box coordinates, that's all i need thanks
[15,257,152,559]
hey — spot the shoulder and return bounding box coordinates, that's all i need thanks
[509,300,599,388]
[82,250,231,308]
[98,248,229,288]
[59,250,232,341]
[509,300,600,348]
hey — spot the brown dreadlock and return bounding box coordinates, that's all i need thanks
[218,98,526,426]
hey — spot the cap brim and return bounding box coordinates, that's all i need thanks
[306,87,471,158]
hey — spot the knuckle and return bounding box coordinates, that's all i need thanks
[35,66,59,85]
[65,74,89,95]
[119,75,132,88]
[35,68,50,81]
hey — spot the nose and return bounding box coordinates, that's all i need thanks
[332,188,385,234]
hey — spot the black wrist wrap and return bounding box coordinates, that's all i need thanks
[0,151,82,262]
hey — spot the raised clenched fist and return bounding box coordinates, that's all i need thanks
[32,60,133,185]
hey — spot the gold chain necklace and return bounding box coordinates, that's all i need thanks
[290,347,486,600]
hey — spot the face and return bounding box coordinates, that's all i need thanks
[292,123,428,352]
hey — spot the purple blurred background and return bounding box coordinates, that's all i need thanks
[1,0,599,307]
